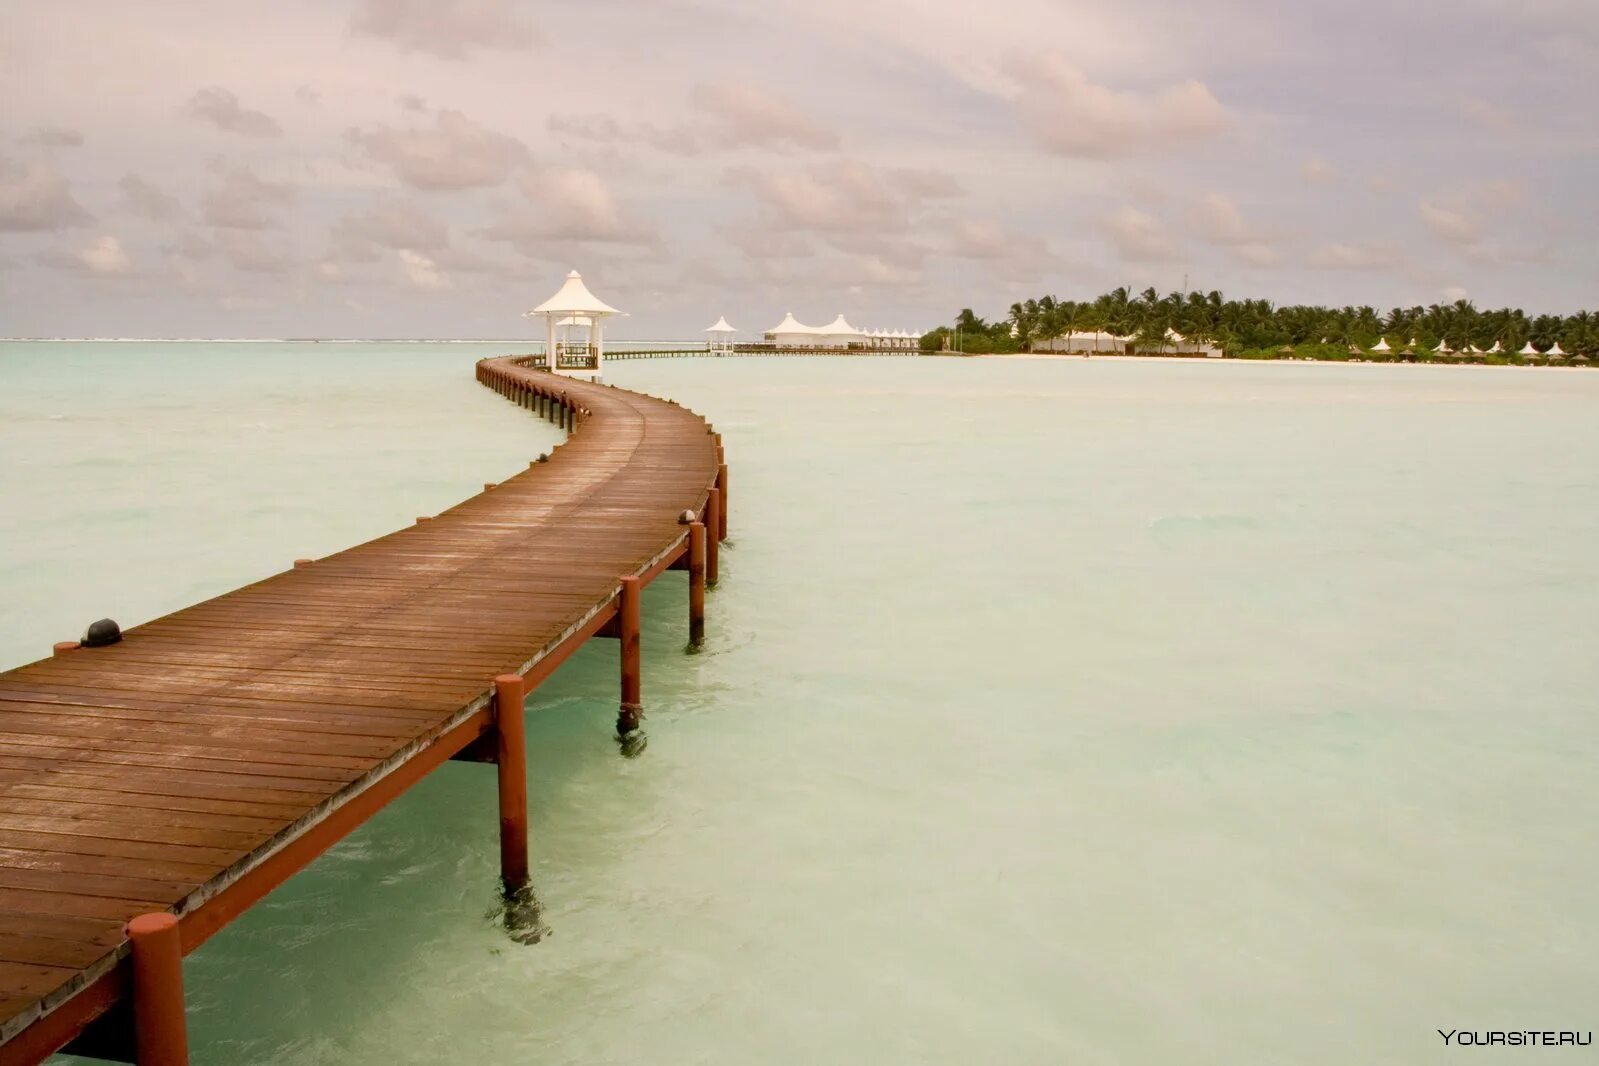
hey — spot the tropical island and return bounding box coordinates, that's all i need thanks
[921,289,1597,363]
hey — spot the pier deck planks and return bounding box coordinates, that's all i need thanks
[0,358,720,1061]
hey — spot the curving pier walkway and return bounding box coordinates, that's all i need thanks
[0,357,727,1063]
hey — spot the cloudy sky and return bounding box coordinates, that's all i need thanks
[2,0,1595,338]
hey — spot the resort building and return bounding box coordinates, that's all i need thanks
[761,313,921,350]
[1032,331,1135,354]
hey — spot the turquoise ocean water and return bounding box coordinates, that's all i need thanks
[3,344,1596,1064]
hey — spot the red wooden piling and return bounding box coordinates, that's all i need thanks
[618,576,642,733]
[705,488,721,586]
[494,674,529,893]
[717,463,729,541]
[126,913,188,1066]
[689,522,706,647]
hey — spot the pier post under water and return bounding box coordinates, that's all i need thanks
[705,488,721,587]
[494,674,529,893]
[126,913,188,1066]
[689,521,707,647]
[618,576,642,734]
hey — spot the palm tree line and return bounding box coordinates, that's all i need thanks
[924,289,1598,358]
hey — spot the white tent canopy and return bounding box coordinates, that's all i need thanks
[766,312,812,335]
[1434,339,1453,353]
[1519,341,1540,355]
[1371,337,1391,352]
[1488,341,1504,353]
[1549,341,1568,356]
[704,316,737,333]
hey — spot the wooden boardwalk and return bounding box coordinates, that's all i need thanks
[0,356,726,1063]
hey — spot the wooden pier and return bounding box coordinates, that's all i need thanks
[0,357,728,1064]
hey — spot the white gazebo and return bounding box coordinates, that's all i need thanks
[1371,337,1391,353]
[1548,341,1568,358]
[1487,340,1504,354]
[705,316,737,355]
[1519,341,1541,357]
[1433,339,1454,354]
[524,270,625,380]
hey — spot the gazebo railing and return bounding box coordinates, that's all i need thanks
[554,342,599,370]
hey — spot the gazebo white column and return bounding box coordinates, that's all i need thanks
[524,270,625,382]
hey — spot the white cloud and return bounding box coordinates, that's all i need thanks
[202,164,294,230]
[1232,242,1280,267]
[350,0,537,60]
[349,109,528,190]
[732,162,914,234]
[1419,200,1480,245]
[214,230,290,273]
[480,168,657,252]
[1010,53,1229,157]
[397,248,451,289]
[1307,241,1402,270]
[119,173,181,220]
[40,235,132,276]
[1103,205,1180,262]
[690,83,839,151]
[331,198,450,259]
[184,88,283,138]
[0,156,91,231]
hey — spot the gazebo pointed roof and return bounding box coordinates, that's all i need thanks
[822,313,859,334]
[1434,339,1453,352]
[1488,341,1504,353]
[1519,341,1540,354]
[1549,341,1568,355]
[526,270,623,317]
[704,316,737,333]
[1371,337,1391,351]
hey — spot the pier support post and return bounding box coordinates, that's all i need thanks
[689,522,706,647]
[705,488,721,587]
[717,463,729,542]
[494,674,529,894]
[618,576,642,734]
[126,913,188,1066]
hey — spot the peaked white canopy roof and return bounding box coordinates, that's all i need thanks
[1549,341,1567,355]
[1371,337,1391,351]
[1519,341,1540,354]
[704,316,737,333]
[526,270,623,317]
[766,312,815,334]
[1434,339,1453,352]
[1467,344,1484,354]
[821,314,860,335]
[1488,341,1504,353]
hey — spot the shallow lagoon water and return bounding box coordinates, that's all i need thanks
[4,345,1597,1064]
